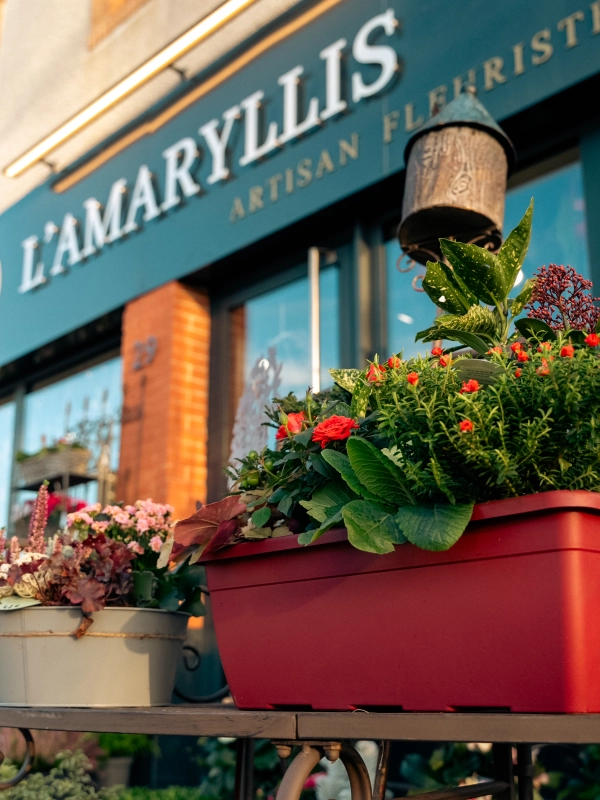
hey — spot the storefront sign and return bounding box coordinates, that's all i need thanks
[0,0,599,365]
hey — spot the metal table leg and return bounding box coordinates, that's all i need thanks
[373,740,390,800]
[234,738,255,800]
[274,741,373,800]
[516,744,534,800]
[0,729,35,791]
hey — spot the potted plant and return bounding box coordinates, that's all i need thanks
[0,486,204,707]
[166,201,600,713]
[96,734,158,788]
[15,435,92,489]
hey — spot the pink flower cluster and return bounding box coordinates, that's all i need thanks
[68,498,174,554]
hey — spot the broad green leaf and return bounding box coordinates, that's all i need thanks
[308,453,334,478]
[179,593,205,617]
[433,306,498,338]
[300,482,354,523]
[293,427,315,447]
[321,449,382,503]
[350,382,372,418]
[440,239,506,306]
[346,437,415,505]
[415,324,439,343]
[268,487,287,504]
[453,358,506,385]
[497,199,534,290]
[510,278,535,318]
[436,329,491,354]
[514,318,557,342]
[343,500,406,554]
[422,260,478,314]
[396,503,474,552]
[251,507,271,528]
[133,570,156,604]
[298,508,344,545]
[566,329,586,346]
[329,368,362,393]
[278,496,294,517]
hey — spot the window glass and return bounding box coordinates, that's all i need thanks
[505,160,589,286]
[386,159,589,357]
[17,356,122,511]
[0,401,15,528]
[386,240,436,360]
[244,267,340,396]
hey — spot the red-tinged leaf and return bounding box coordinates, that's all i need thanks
[202,519,239,555]
[64,576,106,613]
[174,496,246,547]
[18,559,46,576]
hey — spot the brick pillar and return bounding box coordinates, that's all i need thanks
[118,281,210,519]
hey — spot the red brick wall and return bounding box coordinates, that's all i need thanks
[118,281,210,519]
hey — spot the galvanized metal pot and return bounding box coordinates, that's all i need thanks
[0,607,188,707]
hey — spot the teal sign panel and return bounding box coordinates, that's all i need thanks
[0,0,599,365]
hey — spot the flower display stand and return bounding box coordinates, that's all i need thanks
[15,448,93,491]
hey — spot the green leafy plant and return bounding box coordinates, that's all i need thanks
[0,750,119,799]
[97,734,159,762]
[172,202,600,557]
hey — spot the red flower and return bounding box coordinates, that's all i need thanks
[275,411,305,440]
[537,342,552,352]
[439,355,452,367]
[585,332,600,347]
[517,351,529,363]
[431,346,443,357]
[459,379,480,394]
[537,358,550,376]
[312,415,359,449]
[366,363,386,383]
[459,419,474,433]
[560,345,575,358]
[515,368,522,378]
[407,372,419,386]
[387,355,402,368]
[487,346,502,354]
[510,342,522,353]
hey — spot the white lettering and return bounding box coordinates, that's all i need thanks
[124,165,161,234]
[161,137,201,211]
[351,9,398,103]
[200,105,240,185]
[50,214,82,276]
[320,39,348,120]
[278,65,320,143]
[82,178,126,257]
[239,91,279,167]
[19,235,46,293]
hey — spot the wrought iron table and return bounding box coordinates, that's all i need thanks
[1,706,599,799]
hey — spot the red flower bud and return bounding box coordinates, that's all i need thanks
[366,363,386,383]
[517,351,529,363]
[459,419,474,433]
[537,358,550,376]
[275,411,305,440]
[487,346,503,354]
[387,356,402,368]
[439,355,452,367]
[510,342,522,353]
[515,368,522,378]
[560,345,575,358]
[585,332,600,347]
[431,347,443,357]
[407,372,419,386]
[537,342,552,352]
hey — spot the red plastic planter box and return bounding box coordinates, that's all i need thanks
[202,491,600,712]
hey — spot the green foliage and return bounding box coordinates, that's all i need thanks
[117,790,203,800]
[343,500,405,554]
[98,734,159,760]
[195,738,281,800]
[417,200,534,346]
[0,750,119,799]
[396,503,474,552]
[400,743,493,792]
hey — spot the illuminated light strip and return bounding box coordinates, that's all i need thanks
[53,0,345,194]
[4,0,260,178]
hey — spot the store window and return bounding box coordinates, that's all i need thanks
[385,159,589,358]
[0,400,15,529]
[229,267,340,459]
[13,356,122,531]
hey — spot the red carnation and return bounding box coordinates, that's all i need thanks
[312,416,359,449]
[459,379,480,394]
[560,345,575,358]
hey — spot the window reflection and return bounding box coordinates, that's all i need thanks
[0,402,15,528]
